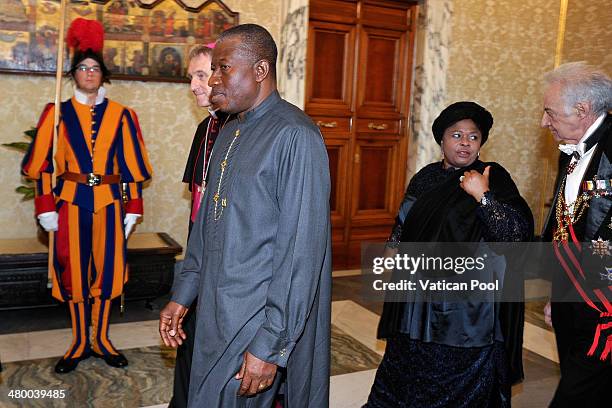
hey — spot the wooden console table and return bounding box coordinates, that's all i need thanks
[0,232,182,309]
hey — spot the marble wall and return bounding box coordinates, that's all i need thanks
[278,0,309,109]
[408,0,454,177]
[0,0,282,251]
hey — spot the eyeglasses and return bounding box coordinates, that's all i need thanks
[76,65,101,73]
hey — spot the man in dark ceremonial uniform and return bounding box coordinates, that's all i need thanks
[540,62,612,407]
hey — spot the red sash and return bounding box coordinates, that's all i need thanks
[554,223,612,363]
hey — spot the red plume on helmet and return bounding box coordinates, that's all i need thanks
[66,18,111,83]
[66,18,104,53]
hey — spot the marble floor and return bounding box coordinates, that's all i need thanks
[0,276,561,407]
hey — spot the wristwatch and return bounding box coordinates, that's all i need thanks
[480,191,491,206]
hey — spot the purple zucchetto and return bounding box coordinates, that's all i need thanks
[432,101,494,145]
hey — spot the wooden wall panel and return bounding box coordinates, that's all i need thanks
[306,21,355,115]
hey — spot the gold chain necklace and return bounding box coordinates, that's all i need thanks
[553,177,591,243]
[213,129,240,221]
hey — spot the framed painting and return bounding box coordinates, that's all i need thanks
[0,0,239,82]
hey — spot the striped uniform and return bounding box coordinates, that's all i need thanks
[22,96,152,358]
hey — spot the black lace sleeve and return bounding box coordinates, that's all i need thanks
[476,191,530,242]
[386,183,417,248]
[386,216,404,248]
[386,163,451,248]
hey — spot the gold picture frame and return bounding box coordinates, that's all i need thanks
[0,0,239,82]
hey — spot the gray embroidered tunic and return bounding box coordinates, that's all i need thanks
[172,91,332,408]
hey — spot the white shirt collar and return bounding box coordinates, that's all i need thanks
[74,86,106,106]
[578,113,606,146]
[207,107,218,119]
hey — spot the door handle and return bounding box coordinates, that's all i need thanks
[316,121,338,128]
[368,122,388,131]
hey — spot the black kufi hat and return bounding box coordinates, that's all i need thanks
[432,101,493,145]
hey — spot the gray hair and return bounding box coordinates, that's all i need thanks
[543,61,612,116]
[188,44,213,62]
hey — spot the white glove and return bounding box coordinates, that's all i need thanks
[544,301,552,327]
[37,211,59,232]
[124,213,141,239]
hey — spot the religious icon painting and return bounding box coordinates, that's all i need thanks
[0,0,239,82]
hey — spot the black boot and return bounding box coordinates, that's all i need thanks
[54,354,89,374]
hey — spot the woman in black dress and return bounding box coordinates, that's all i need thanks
[365,101,533,408]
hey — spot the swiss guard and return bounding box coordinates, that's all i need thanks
[21,18,152,374]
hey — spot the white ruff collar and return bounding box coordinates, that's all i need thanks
[74,86,106,106]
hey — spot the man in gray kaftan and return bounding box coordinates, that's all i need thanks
[159,24,332,408]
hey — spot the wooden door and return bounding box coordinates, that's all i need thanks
[306,17,357,266]
[307,0,417,268]
[311,116,352,266]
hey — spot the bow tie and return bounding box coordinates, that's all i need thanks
[558,132,601,160]
[558,143,583,159]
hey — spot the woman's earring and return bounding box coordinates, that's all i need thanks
[477,151,480,158]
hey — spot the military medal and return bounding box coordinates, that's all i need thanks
[591,237,611,258]
[602,267,612,283]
